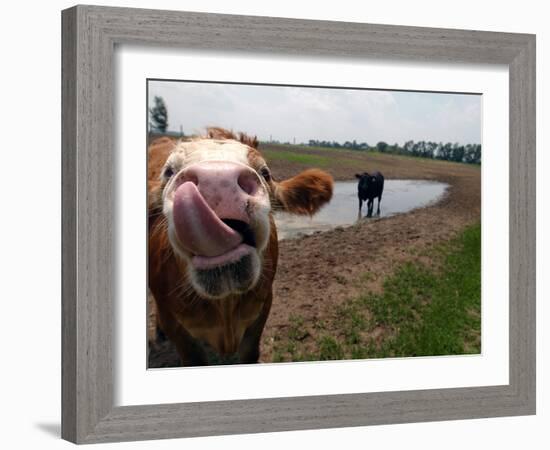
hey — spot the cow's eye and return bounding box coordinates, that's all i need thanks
[163,166,174,178]
[260,166,271,182]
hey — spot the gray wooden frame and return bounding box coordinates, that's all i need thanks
[61,4,536,444]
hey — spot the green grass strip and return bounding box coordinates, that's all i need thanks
[261,149,332,167]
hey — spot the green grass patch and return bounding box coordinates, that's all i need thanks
[270,223,481,362]
[261,149,332,167]
[318,336,345,360]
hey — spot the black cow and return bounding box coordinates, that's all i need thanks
[355,171,384,217]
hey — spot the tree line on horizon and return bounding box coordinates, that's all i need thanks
[304,139,481,164]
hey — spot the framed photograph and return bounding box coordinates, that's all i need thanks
[62,5,535,444]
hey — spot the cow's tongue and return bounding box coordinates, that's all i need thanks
[172,182,243,257]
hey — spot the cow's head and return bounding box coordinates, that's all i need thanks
[355,172,377,188]
[152,128,333,299]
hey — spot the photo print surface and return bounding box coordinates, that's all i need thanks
[146,80,482,368]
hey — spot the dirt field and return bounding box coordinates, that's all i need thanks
[148,144,481,366]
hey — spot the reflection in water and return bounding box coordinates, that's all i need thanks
[274,179,448,240]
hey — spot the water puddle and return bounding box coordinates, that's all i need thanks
[274,179,448,240]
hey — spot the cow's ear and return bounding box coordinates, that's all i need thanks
[273,169,333,216]
[355,173,362,179]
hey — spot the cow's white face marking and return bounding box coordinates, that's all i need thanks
[160,139,273,299]
[166,139,251,173]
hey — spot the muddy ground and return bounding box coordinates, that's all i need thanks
[148,145,481,366]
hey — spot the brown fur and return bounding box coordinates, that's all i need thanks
[207,126,259,149]
[274,169,334,215]
[148,129,333,365]
[147,137,176,208]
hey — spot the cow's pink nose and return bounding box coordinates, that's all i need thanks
[175,161,263,219]
[179,161,261,194]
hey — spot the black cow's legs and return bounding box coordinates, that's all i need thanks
[367,199,373,217]
[360,196,382,218]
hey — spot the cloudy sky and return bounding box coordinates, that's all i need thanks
[148,80,481,145]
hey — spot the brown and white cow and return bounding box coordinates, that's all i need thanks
[148,128,333,365]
